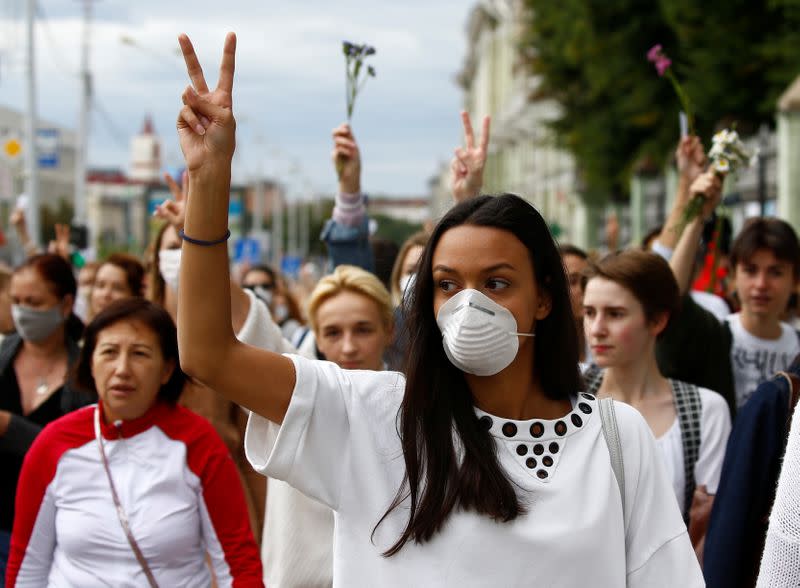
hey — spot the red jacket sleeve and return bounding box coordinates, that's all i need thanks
[183,411,264,587]
[6,410,90,587]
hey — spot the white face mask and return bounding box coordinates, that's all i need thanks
[436,288,534,376]
[159,248,182,294]
[273,303,289,323]
[73,287,90,323]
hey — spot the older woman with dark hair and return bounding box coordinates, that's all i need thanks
[6,298,262,587]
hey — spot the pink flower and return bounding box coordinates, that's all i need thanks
[655,56,672,76]
[647,44,672,77]
[647,44,663,62]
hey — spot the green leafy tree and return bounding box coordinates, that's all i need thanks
[522,0,800,204]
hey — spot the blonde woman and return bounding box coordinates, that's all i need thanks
[259,264,394,587]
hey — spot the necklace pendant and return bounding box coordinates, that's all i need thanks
[36,382,49,396]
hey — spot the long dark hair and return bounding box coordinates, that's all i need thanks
[377,194,581,555]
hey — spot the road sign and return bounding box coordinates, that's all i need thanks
[36,128,59,168]
[234,237,261,265]
[280,255,302,278]
[2,136,22,161]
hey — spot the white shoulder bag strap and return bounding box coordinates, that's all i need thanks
[94,407,160,588]
[598,397,625,513]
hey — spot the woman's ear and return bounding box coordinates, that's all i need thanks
[650,311,670,338]
[61,294,74,318]
[535,290,553,320]
[161,358,176,386]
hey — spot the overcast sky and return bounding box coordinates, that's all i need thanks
[0,0,473,197]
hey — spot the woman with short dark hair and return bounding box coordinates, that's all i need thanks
[583,250,731,555]
[6,299,262,586]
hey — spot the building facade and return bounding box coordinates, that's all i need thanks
[432,0,589,246]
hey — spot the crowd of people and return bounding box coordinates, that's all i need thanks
[1,32,800,587]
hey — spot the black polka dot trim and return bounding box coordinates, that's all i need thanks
[474,391,598,483]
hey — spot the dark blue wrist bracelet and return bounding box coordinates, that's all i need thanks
[178,229,231,246]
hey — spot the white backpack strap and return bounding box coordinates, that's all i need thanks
[599,397,625,513]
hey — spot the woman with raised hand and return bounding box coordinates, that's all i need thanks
[176,33,702,586]
[582,250,732,557]
[6,299,262,587]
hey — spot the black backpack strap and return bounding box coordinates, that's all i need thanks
[671,379,702,522]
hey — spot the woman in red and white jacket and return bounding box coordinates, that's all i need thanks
[6,298,263,587]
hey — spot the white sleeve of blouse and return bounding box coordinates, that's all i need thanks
[694,387,732,494]
[756,400,800,588]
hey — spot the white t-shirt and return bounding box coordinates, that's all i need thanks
[656,387,732,512]
[690,290,730,322]
[726,313,800,407]
[245,355,702,587]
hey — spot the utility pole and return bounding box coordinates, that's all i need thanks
[24,0,40,248]
[271,187,283,267]
[74,0,95,246]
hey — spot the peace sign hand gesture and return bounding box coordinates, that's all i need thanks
[154,170,189,231]
[176,33,237,173]
[450,111,491,203]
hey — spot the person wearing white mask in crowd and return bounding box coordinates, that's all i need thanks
[389,231,428,308]
[72,261,99,324]
[242,265,277,308]
[173,34,703,585]
[0,254,92,578]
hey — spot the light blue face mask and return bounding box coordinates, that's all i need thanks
[12,304,66,343]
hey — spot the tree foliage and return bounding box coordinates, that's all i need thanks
[522,0,800,204]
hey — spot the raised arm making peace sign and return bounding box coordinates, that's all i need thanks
[176,33,296,425]
[176,33,237,173]
[450,110,491,203]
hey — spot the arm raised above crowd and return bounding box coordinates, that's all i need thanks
[450,111,490,203]
[176,32,294,425]
[668,170,722,295]
[657,135,706,251]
